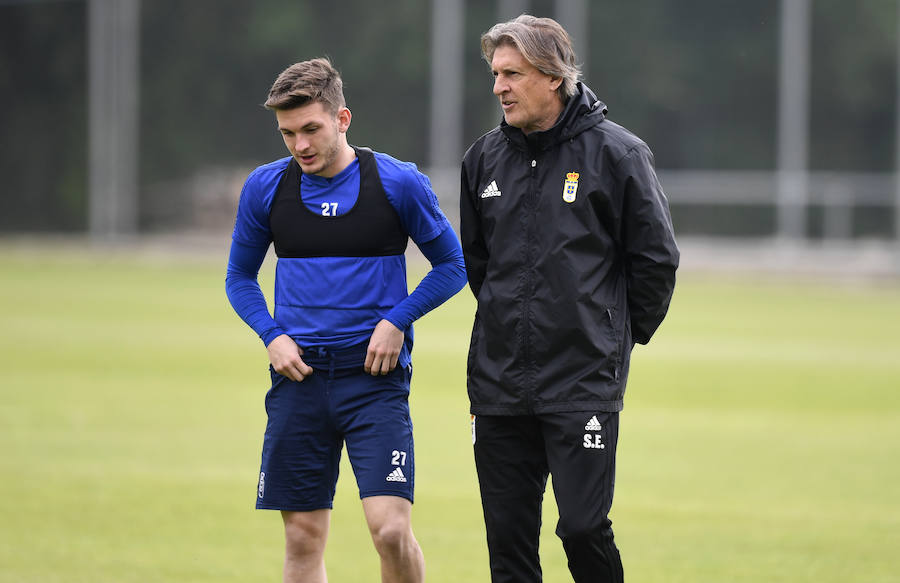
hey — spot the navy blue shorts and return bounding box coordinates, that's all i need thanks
[255,349,414,511]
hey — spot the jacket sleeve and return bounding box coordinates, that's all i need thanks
[459,161,488,297]
[618,145,680,345]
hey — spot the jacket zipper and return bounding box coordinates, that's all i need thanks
[522,157,539,400]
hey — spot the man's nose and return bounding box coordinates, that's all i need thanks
[493,76,507,96]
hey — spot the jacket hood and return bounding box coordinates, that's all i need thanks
[500,82,608,152]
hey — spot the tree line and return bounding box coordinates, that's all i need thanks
[0,0,896,231]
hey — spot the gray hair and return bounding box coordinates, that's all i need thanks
[481,14,581,101]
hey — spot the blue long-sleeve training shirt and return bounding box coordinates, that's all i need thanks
[225,150,466,368]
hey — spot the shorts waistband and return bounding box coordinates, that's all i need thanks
[300,342,369,371]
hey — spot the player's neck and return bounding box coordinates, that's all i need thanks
[328,142,357,177]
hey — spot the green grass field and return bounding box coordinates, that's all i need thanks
[1,242,898,582]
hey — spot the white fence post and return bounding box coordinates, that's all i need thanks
[776,0,811,243]
[88,0,140,241]
[429,0,464,172]
[555,0,588,80]
[895,0,900,259]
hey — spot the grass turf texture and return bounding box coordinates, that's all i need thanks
[0,243,898,582]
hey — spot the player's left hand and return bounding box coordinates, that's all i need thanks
[365,319,404,376]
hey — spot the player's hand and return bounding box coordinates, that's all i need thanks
[365,320,404,376]
[266,334,313,382]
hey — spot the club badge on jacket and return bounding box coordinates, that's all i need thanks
[563,172,579,203]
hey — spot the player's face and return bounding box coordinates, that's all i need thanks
[491,44,564,135]
[275,101,351,177]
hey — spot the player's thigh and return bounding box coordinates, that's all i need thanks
[361,495,413,534]
[339,366,415,500]
[257,370,342,511]
[281,509,331,553]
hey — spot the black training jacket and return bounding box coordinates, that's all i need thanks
[460,82,679,415]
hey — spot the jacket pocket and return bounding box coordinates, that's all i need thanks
[466,313,481,378]
[603,307,624,382]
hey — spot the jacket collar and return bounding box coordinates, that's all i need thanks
[499,82,607,153]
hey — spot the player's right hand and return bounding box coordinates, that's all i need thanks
[266,334,314,382]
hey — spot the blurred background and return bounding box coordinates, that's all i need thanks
[2,0,899,276]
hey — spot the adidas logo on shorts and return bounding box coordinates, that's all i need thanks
[585,416,603,431]
[386,468,407,482]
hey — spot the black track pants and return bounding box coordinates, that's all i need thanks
[473,412,624,583]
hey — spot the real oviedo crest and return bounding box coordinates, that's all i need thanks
[562,172,579,203]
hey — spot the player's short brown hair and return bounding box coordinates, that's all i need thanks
[264,58,345,114]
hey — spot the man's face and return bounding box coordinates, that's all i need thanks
[490,44,563,134]
[275,101,350,177]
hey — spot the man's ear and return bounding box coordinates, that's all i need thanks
[337,107,352,133]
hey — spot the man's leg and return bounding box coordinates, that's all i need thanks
[260,369,340,582]
[543,412,623,583]
[281,509,330,583]
[473,415,548,583]
[334,365,422,581]
[361,495,425,583]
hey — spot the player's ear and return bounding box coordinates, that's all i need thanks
[336,107,352,133]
